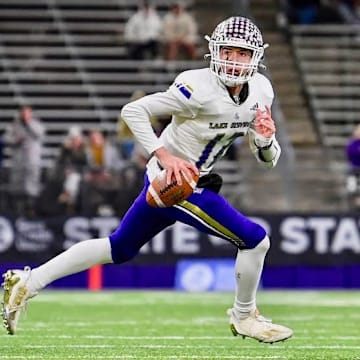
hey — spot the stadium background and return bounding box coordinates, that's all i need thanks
[0,0,359,292]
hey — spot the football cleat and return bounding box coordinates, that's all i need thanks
[227,308,293,343]
[2,267,37,335]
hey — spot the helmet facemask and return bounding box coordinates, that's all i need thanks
[206,17,266,86]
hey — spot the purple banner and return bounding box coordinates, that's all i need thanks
[0,214,359,266]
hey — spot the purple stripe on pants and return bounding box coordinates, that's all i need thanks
[109,176,266,264]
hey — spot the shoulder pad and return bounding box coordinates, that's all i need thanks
[252,73,274,100]
[170,69,210,107]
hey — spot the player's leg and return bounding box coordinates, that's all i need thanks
[169,189,292,343]
[30,185,175,286]
[108,184,176,264]
[228,242,292,343]
[2,182,174,335]
[1,237,112,335]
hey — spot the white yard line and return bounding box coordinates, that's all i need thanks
[10,334,360,341]
[32,291,360,307]
[0,356,286,359]
[12,345,360,349]
[24,313,360,329]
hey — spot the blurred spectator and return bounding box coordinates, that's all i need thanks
[0,133,3,167]
[336,0,360,24]
[236,0,250,16]
[346,124,360,168]
[80,129,125,215]
[162,2,198,60]
[130,141,149,171]
[279,0,321,25]
[355,0,360,13]
[85,129,124,172]
[4,105,45,215]
[124,0,162,60]
[55,126,88,211]
[316,0,345,23]
[0,133,4,211]
[278,0,345,26]
[346,124,360,209]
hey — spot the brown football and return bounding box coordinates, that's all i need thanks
[146,169,199,208]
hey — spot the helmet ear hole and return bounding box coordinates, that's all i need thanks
[207,16,266,86]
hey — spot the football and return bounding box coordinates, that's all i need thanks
[146,169,199,208]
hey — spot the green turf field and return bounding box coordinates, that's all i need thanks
[0,290,359,359]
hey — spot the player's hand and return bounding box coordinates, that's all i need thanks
[254,105,275,139]
[154,147,199,185]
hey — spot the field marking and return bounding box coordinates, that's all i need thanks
[2,335,360,346]
[2,344,359,350]
[0,356,286,359]
[24,312,360,329]
[10,332,360,341]
[31,291,360,307]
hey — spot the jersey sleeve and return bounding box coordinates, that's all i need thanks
[120,85,199,155]
[247,74,280,168]
[168,71,202,118]
[120,71,203,155]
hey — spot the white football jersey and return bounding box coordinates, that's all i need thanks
[120,68,280,181]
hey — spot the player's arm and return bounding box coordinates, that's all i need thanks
[248,105,281,168]
[120,90,199,184]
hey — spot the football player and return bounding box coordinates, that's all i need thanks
[2,16,293,343]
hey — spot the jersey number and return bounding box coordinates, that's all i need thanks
[196,132,244,168]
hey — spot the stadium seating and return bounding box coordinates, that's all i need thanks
[1,0,351,213]
[0,0,247,214]
[290,24,360,167]
[0,0,201,168]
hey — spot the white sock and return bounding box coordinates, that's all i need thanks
[29,237,113,292]
[233,236,270,319]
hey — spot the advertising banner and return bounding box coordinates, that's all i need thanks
[0,214,359,266]
[175,259,235,291]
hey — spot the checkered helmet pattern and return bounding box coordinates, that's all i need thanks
[207,17,266,86]
[211,16,263,48]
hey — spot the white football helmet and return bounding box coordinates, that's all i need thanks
[206,17,267,86]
